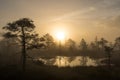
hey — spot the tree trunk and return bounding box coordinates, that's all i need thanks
[82,51,87,66]
[21,27,26,72]
[59,40,61,54]
[108,53,111,68]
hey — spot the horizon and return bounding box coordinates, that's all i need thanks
[0,0,120,43]
[0,1,120,80]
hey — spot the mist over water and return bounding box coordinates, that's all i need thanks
[38,56,100,67]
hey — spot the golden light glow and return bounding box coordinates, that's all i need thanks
[56,31,65,41]
[51,23,68,41]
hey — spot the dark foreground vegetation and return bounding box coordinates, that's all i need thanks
[0,18,120,80]
[0,63,120,80]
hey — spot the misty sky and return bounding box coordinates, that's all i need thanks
[0,0,120,43]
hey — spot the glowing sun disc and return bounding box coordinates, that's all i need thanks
[56,32,65,40]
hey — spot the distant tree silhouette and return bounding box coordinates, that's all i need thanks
[89,37,100,50]
[40,33,55,49]
[3,18,42,71]
[79,38,87,66]
[94,36,100,50]
[98,38,108,50]
[0,39,20,65]
[89,42,96,50]
[79,38,88,51]
[115,37,120,50]
[65,38,76,51]
[104,46,113,68]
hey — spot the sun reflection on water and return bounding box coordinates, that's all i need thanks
[53,56,97,67]
[38,56,98,67]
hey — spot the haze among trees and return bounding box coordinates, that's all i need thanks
[0,18,120,80]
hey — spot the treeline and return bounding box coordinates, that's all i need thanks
[0,18,120,70]
[1,32,120,53]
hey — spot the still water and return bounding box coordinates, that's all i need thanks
[35,56,103,67]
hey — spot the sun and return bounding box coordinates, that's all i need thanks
[51,24,68,41]
[56,31,65,41]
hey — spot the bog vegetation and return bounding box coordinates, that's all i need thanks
[0,18,120,80]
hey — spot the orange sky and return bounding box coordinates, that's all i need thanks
[0,0,120,43]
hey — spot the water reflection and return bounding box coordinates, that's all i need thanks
[36,56,101,67]
[53,56,98,67]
